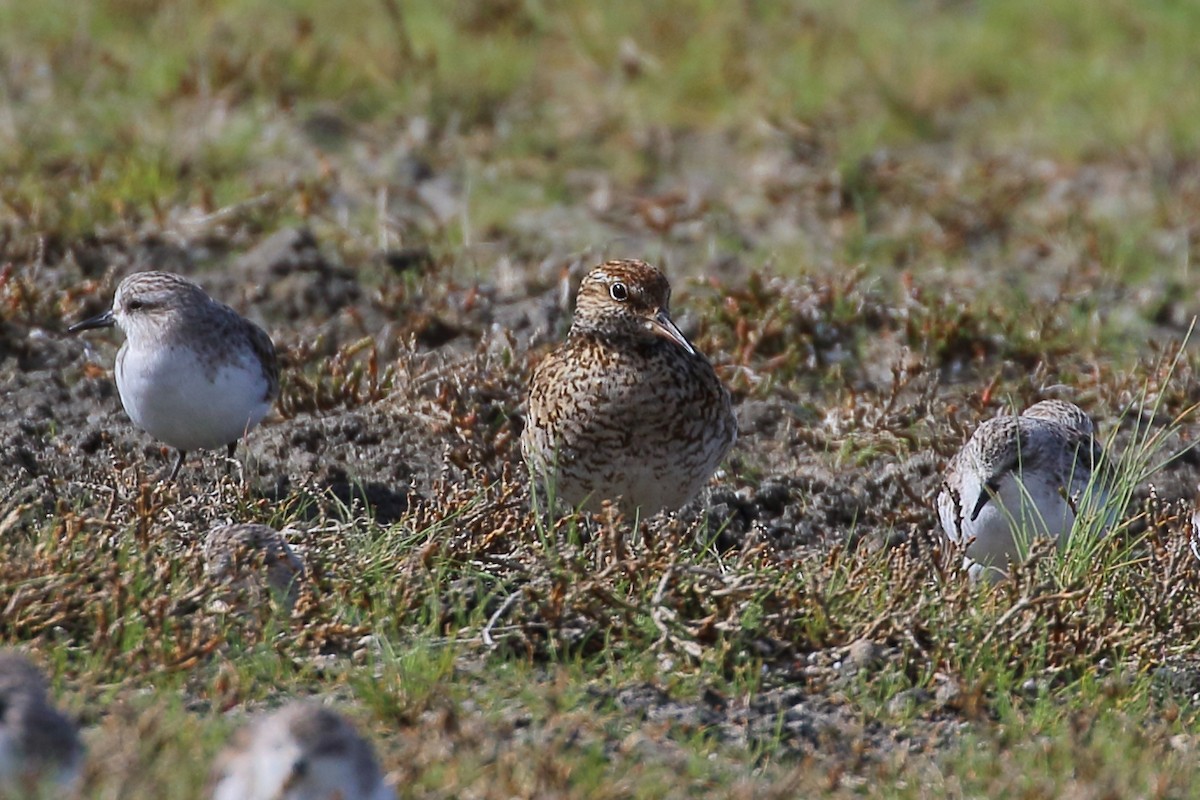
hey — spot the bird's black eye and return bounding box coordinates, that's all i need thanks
[126,300,145,312]
[609,282,628,302]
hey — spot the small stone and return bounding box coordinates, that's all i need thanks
[844,639,883,671]
[886,688,932,716]
[755,478,791,515]
[934,680,962,707]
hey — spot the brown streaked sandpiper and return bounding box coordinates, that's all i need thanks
[522,259,736,517]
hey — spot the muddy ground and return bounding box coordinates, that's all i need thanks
[4,134,1200,786]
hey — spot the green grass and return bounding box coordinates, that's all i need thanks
[4,0,1200,796]
[5,443,1200,793]
[3,1,1200,275]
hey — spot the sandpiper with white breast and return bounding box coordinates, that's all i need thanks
[70,271,279,479]
[522,259,737,517]
[937,399,1111,581]
[211,701,395,800]
[0,651,84,794]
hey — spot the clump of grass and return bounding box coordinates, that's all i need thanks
[1054,444,1194,588]
[277,336,395,418]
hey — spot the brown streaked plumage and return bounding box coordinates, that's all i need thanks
[204,523,306,609]
[522,259,736,516]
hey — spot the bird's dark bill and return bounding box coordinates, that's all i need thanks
[648,310,696,355]
[68,310,115,333]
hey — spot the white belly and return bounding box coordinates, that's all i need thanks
[1192,510,1200,562]
[117,342,272,451]
[940,471,1083,581]
[965,473,1075,562]
[600,453,711,514]
[214,745,395,800]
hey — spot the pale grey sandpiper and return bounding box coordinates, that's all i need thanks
[204,523,306,609]
[0,651,83,793]
[70,271,279,479]
[522,259,737,517]
[210,701,395,800]
[936,399,1110,581]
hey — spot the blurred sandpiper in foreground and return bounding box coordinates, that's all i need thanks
[0,650,83,794]
[210,701,395,800]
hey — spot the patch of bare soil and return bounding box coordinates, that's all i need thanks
[5,140,1200,778]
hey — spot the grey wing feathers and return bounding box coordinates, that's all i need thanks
[247,321,280,402]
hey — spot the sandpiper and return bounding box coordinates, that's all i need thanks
[211,702,394,800]
[70,271,279,479]
[937,399,1110,581]
[204,523,306,609]
[522,259,737,516]
[0,651,83,793]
